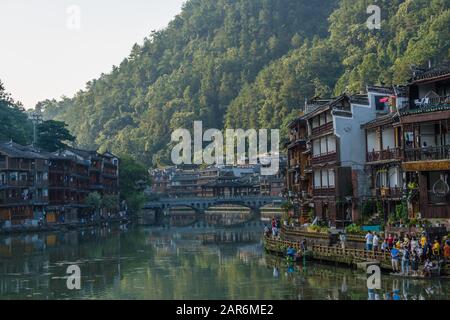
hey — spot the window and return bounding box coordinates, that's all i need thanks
[321,169,328,187]
[327,136,336,153]
[320,113,327,126]
[328,169,335,187]
[389,167,400,188]
[375,95,387,111]
[326,111,333,123]
[312,117,319,128]
[320,138,327,155]
[314,170,321,188]
[313,140,321,157]
[10,172,18,181]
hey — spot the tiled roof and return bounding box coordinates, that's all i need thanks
[361,113,398,129]
[394,85,408,97]
[0,142,48,159]
[366,85,394,95]
[411,64,450,82]
[399,103,450,116]
[350,94,369,105]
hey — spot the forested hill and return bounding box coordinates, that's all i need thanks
[40,0,450,167]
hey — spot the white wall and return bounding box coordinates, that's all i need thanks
[367,130,378,152]
[420,123,436,147]
[382,127,395,150]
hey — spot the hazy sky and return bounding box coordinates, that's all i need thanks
[0,0,185,109]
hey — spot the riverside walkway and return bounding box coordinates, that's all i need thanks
[264,237,450,276]
[265,238,408,271]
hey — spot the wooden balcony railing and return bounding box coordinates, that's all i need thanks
[404,145,450,162]
[6,180,34,187]
[313,187,335,197]
[311,122,333,137]
[376,187,402,198]
[311,152,337,165]
[367,148,401,162]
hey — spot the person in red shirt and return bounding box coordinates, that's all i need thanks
[387,234,394,249]
[444,241,450,259]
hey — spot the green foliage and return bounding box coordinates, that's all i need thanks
[118,155,150,213]
[119,155,149,199]
[361,200,376,219]
[102,194,119,211]
[36,120,75,152]
[39,0,450,166]
[40,0,338,165]
[85,192,102,212]
[395,202,409,223]
[0,81,33,144]
[345,223,362,235]
[308,224,329,234]
[127,193,147,214]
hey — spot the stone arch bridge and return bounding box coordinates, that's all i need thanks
[144,196,283,213]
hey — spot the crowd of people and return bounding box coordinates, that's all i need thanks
[263,217,282,238]
[362,231,450,277]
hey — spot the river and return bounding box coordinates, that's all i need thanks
[0,224,448,300]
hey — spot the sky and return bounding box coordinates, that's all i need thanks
[0,0,185,109]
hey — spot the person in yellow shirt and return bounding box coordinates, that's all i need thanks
[396,240,402,249]
[432,240,441,257]
[420,234,427,248]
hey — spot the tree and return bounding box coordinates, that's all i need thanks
[85,192,102,213]
[119,155,150,213]
[102,194,119,212]
[38,0,449,166]
[0,80,33,144]
[36,120,75,152]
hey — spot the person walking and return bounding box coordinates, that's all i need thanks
[391,246,400,273]
[401,246,410,275]
[365,231,373,251]
[339,232,347,253]
[411,251,419,276]
[373,233,380,252]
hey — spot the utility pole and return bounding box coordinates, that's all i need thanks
[30,112,43,147]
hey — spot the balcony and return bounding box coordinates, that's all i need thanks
[311,152,337,165]
[413,95,450,107]
[404,145,450,162]
[367,148,401,163]
[376,187,403,198]
[311,122,333,137]
[0,198,31,205]
[313,188,335,197]
[7,180,34,187]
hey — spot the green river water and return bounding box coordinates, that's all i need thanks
[0,224,448,300]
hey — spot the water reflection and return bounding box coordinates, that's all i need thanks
[0,226,448,300]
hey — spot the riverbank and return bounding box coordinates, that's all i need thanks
[263,236,450,276]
